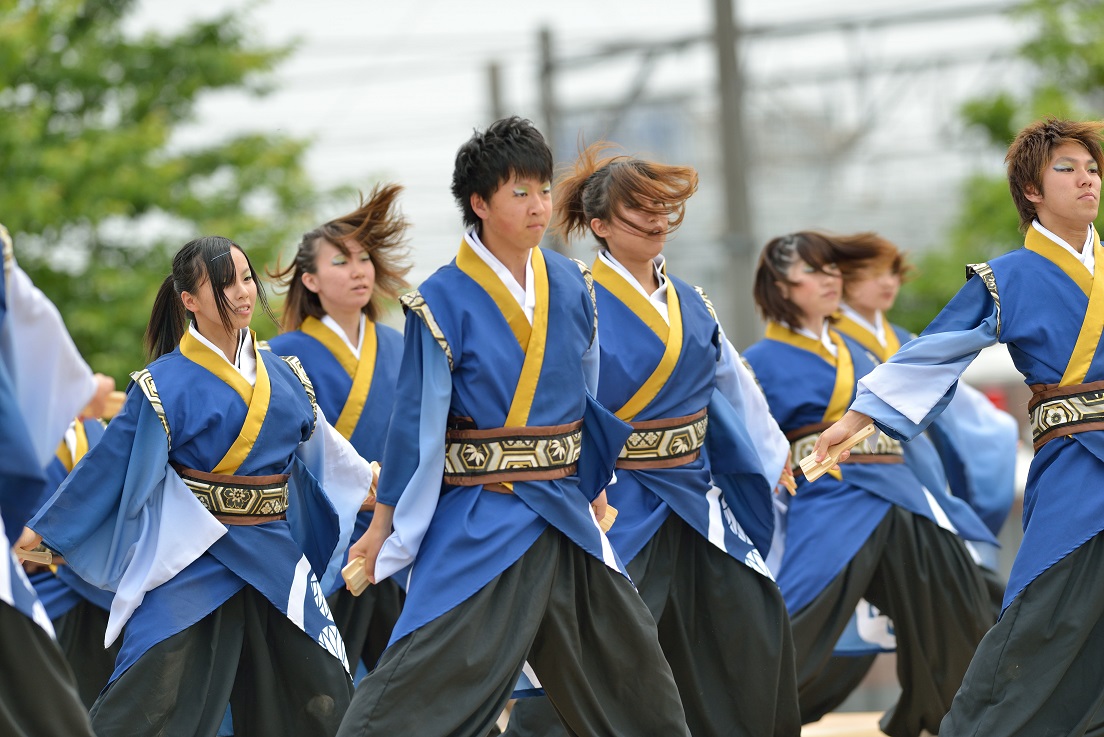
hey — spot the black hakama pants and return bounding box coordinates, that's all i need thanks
[0,600,95,737]
[336,525,691,737]
[88,585,353,737]
[791,505,994,737]
[505,513,801,737]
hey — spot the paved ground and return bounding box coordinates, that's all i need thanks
[801,711,884,736]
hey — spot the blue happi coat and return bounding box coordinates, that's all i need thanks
[855,224,1104,612]
[372,241,630,647]
[269,318,403,596]
[744,323,995,614]
[0,233,54,632]
[30,418,116,619]
[592,258,778,573]
[31,331,365,681]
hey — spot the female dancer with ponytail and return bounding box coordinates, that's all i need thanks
[18,235,378,737]
[742,232,996,737]
[268,184,411,679]
[508,143,800,737]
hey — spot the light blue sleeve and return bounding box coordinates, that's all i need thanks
[853,310,999,441]
[715,327,789,482]
[582,321,600,394]
[373,320,452,582]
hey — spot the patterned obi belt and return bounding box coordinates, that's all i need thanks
[172,463,289,525]
[786,421,904,476]
[1028,379,1104,451]
[443,417,583,491]
[617,408,708,470]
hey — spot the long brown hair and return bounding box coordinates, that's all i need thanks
[553,142,698,247]
[827,232,913,282]
[270,183,411,331]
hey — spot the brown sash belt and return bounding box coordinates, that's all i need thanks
[443,418,583,488]
[786,422,904,476]
[616,408,709,470]
[172,463,290,525]
[1028,379,1104,451]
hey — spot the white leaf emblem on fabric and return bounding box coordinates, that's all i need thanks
[311,576,334,622]
[318,625,350,672]
[744,549,773,580]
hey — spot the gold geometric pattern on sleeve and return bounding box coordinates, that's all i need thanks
[279,354,317,436]
[129,368,171,448]
[400,290,454,371]
[572,258,599,345]
[966,262,1001,339]
[0,223,12,276]
[693,285,719,323]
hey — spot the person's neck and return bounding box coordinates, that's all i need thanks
[324,306,362,346]
[796,314,828,337]
[1040,217,1091,253]
[613,250,660,293]
[844,301,878,326]
[478,226,530,288]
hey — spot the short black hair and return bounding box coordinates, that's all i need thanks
[451,116,554,227]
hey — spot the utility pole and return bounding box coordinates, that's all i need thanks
[539,27,558,157]
[486,61,505,123]
[538,26,568,254]
[713,0,758,348]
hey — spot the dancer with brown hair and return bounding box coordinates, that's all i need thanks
[816,118,1104,736]
[507,143,799,737]
[336,118,690,737]
[743,232,995,737]
[268,183,411,680]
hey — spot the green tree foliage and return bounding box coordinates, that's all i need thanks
[894,0,1104,333]
[0,0,327,381]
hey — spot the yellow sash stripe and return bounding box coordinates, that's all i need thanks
[505,248,549,428]
[180,330,271,474]
[765,321,853,480]
[180,330,254,405]
[54,420,90,473]
[1024,226,1104,385]
[1061,239,1104,386]
[764,321,855,420]
[765,321,837,364]
[833,311,900,363]
[335,323,377,440]
[457,239,531,351]
[823,329,855,423]
[607,263,684,422]
[301,316,357,377]
[592,257,668,341]
[1025,226,1094,297]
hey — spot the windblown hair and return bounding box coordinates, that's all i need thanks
[1006,118,1104,233]
[827,232,913,282]
[145,236,275,361]
[451,116,553,228]
[553,141,699,247]
[753,231,840,328]
[270,183,412,331]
